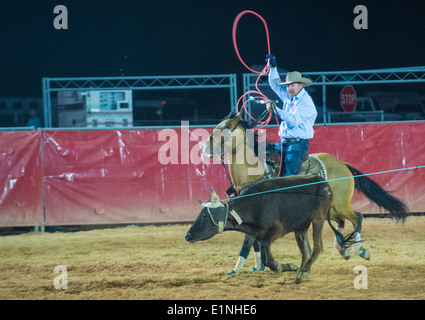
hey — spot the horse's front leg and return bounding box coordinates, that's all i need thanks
[227,234,255,275]
[250,240,264,272]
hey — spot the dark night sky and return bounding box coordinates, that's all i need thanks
[0,0,424,97]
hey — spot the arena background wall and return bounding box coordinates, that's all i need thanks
[0,130,43,226]
[1,122,424,227]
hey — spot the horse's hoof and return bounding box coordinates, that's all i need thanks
[227,269,241,276]
[339,248,350,260]
[359,248,370,260]
[352,245,370,260]
[281,263,298,272]
[249,264,265,272]
[288,278,302,285]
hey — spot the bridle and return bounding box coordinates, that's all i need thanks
[208,122,248,194]
[209,122,247,157]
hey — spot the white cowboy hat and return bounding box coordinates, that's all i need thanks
[278,71,313,87]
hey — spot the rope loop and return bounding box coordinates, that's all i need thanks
[232,10,276,128]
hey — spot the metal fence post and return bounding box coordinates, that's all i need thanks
[322,75,327,124]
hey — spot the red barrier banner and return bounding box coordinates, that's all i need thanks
[42,123,425,226]
[309,122,425,213]
[0,131,42,226]
[1,122,424,227]
[42,129,229,225]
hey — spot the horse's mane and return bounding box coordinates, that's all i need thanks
[223,112,277,157]
[224,112,259,130]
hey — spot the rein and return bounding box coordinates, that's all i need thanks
[210,123,248,195]
[221,154,234,192]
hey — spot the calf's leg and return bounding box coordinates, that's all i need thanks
[260,228,297,273]
[294,229,311,275]
[292,215,325,284]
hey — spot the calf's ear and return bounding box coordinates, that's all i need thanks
[198,199,207,207]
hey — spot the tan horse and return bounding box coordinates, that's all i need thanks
[202,111,408,275]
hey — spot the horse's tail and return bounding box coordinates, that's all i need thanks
[345,163,409,222]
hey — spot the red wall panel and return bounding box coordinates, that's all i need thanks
[0,131,43,226]
[309,123,425,213]
[42,129,229,225]
[1,122,424,227]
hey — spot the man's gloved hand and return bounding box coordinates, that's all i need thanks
[266,54,277,68]
[266,101,277,113]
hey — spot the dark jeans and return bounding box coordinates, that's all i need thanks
[274,139,310,176]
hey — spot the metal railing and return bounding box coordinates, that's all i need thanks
[42,74,238,128]
[243,66,425,124]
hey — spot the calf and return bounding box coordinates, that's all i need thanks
[185,175,334,284]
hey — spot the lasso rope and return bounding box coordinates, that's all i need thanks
[232,10,271,74]
[232,10,283,175]
[232,10,276,129]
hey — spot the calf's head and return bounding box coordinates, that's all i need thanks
[185,188,228,243]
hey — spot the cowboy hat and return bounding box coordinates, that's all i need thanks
[278,71,313,87]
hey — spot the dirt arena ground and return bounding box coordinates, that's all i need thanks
[0,216,424,300]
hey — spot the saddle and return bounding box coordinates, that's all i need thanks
[226,153,327,197]
[300,154,328,180]
[264,153,327,180]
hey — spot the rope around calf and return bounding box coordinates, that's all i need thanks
[221,165,425,202]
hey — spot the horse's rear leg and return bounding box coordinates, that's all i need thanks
[333,206,370,260]
[330,207,351,260]
[350,211,370,260]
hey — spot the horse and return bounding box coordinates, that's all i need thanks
[185,175,334,284]
[202,110,409,275]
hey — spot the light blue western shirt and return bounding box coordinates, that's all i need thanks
[268,67,317,139]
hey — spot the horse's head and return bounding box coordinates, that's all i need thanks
[201,110,247,158]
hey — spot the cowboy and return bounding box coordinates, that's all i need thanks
[266,54,318,176]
